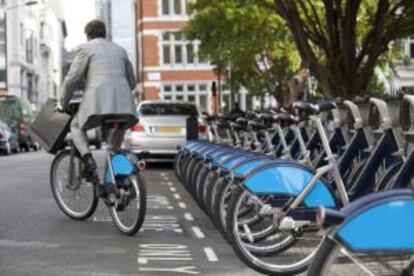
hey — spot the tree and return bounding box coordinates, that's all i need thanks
[269,0,414,97]
[186,0,301,103]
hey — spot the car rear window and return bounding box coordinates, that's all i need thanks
[139,103,198,116]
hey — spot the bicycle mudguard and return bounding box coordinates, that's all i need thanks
[104,153,138,183]
[334,190,414,251]
[226,158,287,184]
[242,164,337,208]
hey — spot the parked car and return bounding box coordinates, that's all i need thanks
[124,101,207,160]
[64,90,102,149]
[0,95,38,152]
[0,119,19,155]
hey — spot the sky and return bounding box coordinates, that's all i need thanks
[63,0,96,50]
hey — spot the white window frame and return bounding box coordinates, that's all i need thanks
[160,32,207,67]
[161,82,211,113]
[159,0,188,17]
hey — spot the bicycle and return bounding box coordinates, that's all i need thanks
[50,102,147,236]
[308,189,414,275]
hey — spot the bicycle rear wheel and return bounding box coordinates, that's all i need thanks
[308,237,414,276]
[110,172,146,236]
[50,149,98,220]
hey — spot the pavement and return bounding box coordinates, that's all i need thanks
[0,150,260,276]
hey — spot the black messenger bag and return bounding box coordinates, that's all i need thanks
[28,99,71,155]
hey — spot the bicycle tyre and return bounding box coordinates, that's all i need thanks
[50,149,98,221]
[110,172,147,236]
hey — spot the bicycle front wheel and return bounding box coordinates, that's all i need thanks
[50,149,98,220]
[110,172,147,236]
[308,237,414,276]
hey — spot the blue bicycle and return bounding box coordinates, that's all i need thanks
[50,102,147,236]
[309,189,414,275]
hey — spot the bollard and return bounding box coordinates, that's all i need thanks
[186,115,199,141]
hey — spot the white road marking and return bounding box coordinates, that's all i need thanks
[166,181,173,186]
[203,247,218,262]
[184,213,194,222]
[173,193,181,200]
[139,266,199,274]
[178,202,187,209]
[170,187,177,192]
[191,226,205,239]
[92,216,112,222]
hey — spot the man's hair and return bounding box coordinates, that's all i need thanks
[84,20,106,39]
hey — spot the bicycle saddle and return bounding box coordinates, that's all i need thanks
[293,101,337,115]
[273,113,299,126]
[248,120,267,131]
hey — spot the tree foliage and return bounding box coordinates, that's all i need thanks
[270,0,414,97]
[186,0,301,101]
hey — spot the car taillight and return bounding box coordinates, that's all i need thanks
[198,124,207,133]
[131,124,145,132]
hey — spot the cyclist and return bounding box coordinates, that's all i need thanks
[60,20,137,182]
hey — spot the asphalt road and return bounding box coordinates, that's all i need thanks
[0,150,260,276]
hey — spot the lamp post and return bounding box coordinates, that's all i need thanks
[3,1,38,93]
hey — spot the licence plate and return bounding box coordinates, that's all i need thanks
[157,126,182,133]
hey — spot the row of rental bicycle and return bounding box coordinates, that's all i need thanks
[174,94,414,276]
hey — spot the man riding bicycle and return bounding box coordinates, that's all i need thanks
[61,20,137,182]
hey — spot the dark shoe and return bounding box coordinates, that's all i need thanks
[81,153,99,183]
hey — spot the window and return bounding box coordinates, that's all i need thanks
[26,31,34,63]
[162,45,171,64]
[20,23,24,47]
[162,0,169,15]
[40,22,44,40]
[161,32,207,66]
[160,0,187,16]
[161,83,210,112]
[139,103,198,116]
[410,37,414,59]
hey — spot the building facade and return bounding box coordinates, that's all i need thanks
[95,0,112,40]
[4,0,66,109]
[0,0,6,92]
[111,0,137,78]
[136,0,217,113]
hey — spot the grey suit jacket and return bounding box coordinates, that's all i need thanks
[61,38,137,129]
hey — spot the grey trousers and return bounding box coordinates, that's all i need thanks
[70,112,125,156]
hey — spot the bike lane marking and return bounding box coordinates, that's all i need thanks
[203,247,219,262]
[178,202,187,209]
[136,170,232,274]
[184,213,194,222]
[191,226,205,239]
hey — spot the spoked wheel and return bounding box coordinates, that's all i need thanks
[226,186,322,275]
[308,237,414,276]
[110,173,146,236]
[50,149,98,220]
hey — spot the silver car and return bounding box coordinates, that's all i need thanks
[124,101,207,159]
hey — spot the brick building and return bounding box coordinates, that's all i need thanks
[136,0,218,113]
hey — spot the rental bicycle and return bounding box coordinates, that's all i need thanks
[50,102,147,235]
